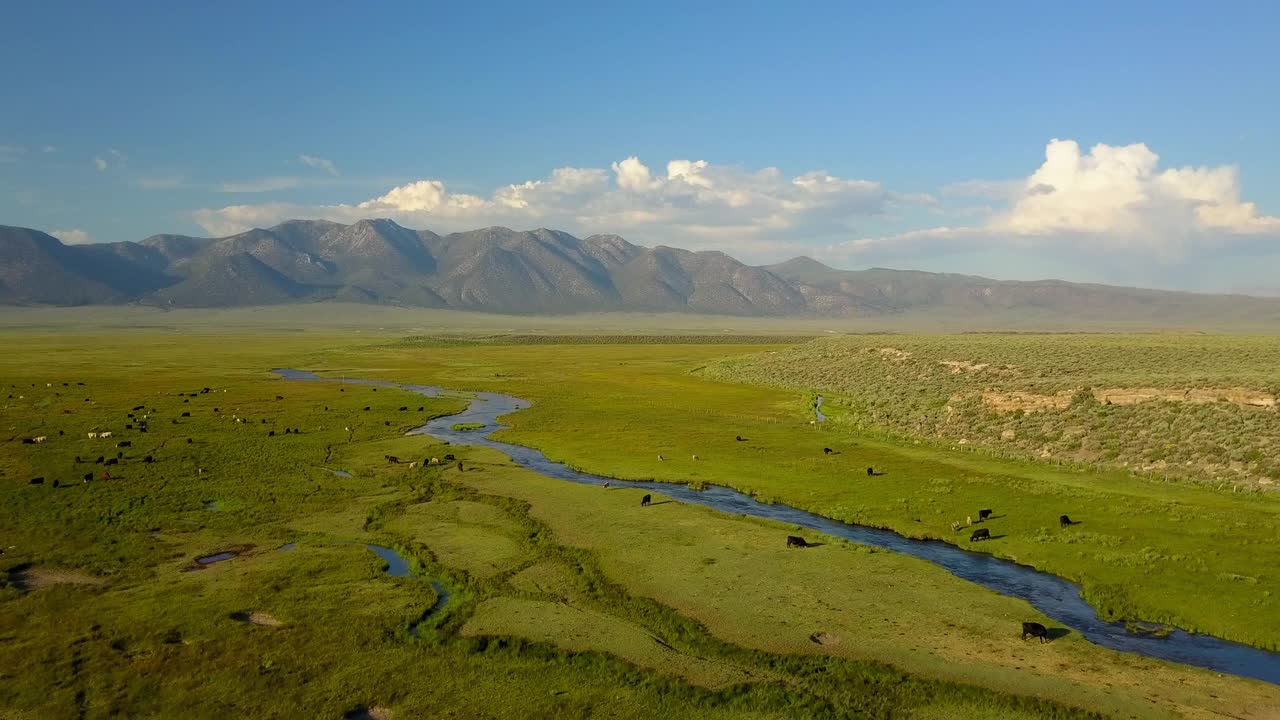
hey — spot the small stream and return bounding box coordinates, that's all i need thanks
[276,368,1280,685]
[365,544,452,634]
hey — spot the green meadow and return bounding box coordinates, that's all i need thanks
[3,325,1279,719]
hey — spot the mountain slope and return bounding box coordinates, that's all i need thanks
[2,221,1279,324]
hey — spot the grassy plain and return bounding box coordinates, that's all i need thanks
[3,326,1279,719]
[1,330,1098,720]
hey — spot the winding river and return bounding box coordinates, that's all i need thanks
[276,368,1280,684]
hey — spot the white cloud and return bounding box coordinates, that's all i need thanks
[94,156,108,172]
[192,156,899,258]
[840,139,1280,264]
[42,145,57,153]
[299,154,339,176]
[94,149,127,172]
[51,229,91,245]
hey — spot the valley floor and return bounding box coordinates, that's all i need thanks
[2,329,1278,719]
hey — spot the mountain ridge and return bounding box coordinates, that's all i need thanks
[2,221,1278,324]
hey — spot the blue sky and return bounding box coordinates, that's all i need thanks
[2,1,1278,292]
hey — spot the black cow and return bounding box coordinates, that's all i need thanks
[133,405,145,411]
[183,399,189,403]
[977,508,993,521]
[29,477,44,485]
[417,407,424,412]
[786,535,809,548]
[399,406,407,411]
[641,494,652,507]
[443,453,456,462]
[457,461,464,472]
[105,458,118,466]
[82,472,93,482]
[186,438,192,444]
[866,467,874,476]
[268,430,276,437]
[284,428,292,434]
[95,456,104,464]
[276,395,284,400]
[117,441,132,448]
[125,424,133,430]
[970,528,991,542]
[202,387,210,393]
[384,421,391,426]
[823,447,833,455]
[75,456,82,463]
[736,435,745,442]
[213,408,220,412]
[21,438,35,445]
[386,455,400,464]
[1060,515,1074,528]
[261,419,267,424]
[1021,622,1049,643]
[171,419,178,424]
[363,406,371,411]
[181,412,190,417]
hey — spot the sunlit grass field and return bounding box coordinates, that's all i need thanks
[3,327,1279,718]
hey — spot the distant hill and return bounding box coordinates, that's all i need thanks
[2,221,1279,324]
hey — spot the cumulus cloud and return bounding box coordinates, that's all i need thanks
[192,157,902,256]
[840,139,1280,264]
[94,148,127,172]
[51,229,91,245]
[298,154,339,176]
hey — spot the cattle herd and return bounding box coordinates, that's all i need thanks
[12,384,1066,643]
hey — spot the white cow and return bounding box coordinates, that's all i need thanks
[33,436,46,443]
[408,461,417,469]
[100,431,113,438]
[88,432,98,439]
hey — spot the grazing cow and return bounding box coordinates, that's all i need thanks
[261,419,267,424]
[736,435,745,442]
[186,438,192,444]
[140,427,148,433]
[363,406,371,411]
[276,395,284,400]
[172,419,178,424]
[641,494,652,507]
[29,477,44,485]
[950,521,961,532]
[34,436,47,443]
[457,461,464,472]
[429,457,439,465]
[83,472,93,482]
[443,454,456,462]
[21,438,35,445]
[408,462,417,469]
[1021,622,1049,643]
[284,428,292,434]
[977,509,992,522]
[132,405,145,411]
[372,388,377,392]
[144,456,153,463]
[823,447,833,455]
[340,388,345,392]
[1060,515,1074,528]
[117,441,132,448]
[100,431,112,438]
[181,412,190,417]
[399,406,407,411]
[417,406,424,412]
[105,458,118,466]
[866,467,874,476]
[125,424,133,430]
[213,408,220,413]
[95,456,104,464]
[970,528,991,542]
[692,454,699,461]
[384,421,390,426]
[657,454,664,461]
[75,456,82,463]
[183,399,189,403]
[202,387,210,393]
[268,431,275,437]
[386,456,400,464]
[102,472,111,480]
[786,535,809,548]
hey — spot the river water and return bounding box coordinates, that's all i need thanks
[276,368,1280,684]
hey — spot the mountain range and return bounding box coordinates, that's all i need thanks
[3,220,1279,323]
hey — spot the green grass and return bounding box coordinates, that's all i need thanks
[315,339,1280,654]
[1,330,1114,719]
[450,422,487,431]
